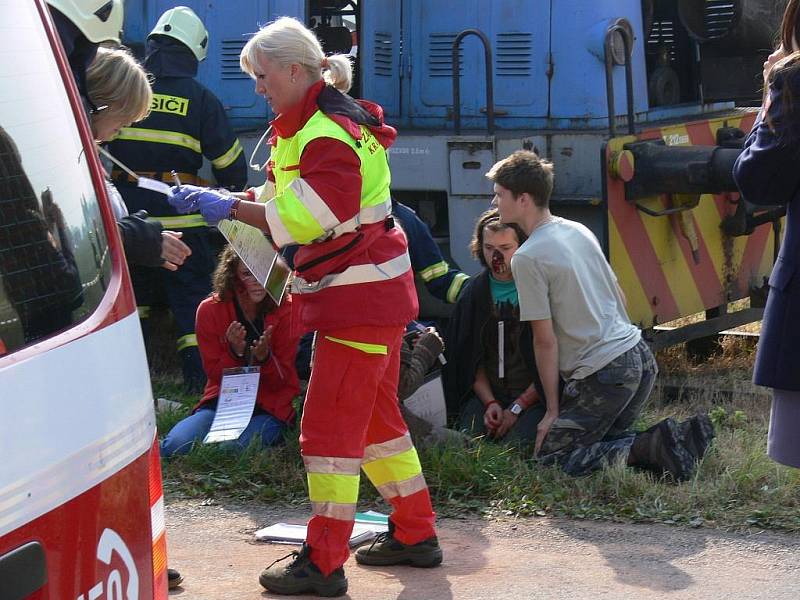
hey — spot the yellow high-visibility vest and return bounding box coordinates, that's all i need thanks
[264,110,392,248]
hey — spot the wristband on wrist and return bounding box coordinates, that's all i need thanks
[484,400,500,410]
[229,198,242,220]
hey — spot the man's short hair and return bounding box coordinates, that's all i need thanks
[469,208,528,267]
[485,150,555,208]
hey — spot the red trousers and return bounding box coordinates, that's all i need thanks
[300,325,437,575]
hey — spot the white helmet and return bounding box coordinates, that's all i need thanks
[46,0,123,44]
[148,6,208,62]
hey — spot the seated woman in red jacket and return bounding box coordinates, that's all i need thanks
[161,246,300,456]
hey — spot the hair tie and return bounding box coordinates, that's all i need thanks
[321,57,329,69]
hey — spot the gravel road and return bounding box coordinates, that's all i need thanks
[165,499,800,599]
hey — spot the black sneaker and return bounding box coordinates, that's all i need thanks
[258,544,347,597]
[355,522,443,568]
[630,418,695,481]
[678,413,716,462]
[167,568,183,590]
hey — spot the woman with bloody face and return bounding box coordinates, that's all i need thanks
[444,208,546,444]
[159,245,300,457]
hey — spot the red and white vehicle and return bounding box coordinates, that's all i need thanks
[0,2,167,598]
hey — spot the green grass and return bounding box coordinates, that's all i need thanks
[154,363,800,533]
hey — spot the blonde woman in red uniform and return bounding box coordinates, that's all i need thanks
[170,16,442,597]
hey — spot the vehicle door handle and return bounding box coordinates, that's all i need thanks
[0,542,47,600]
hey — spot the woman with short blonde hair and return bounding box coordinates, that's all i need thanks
[86,46,152,141]
[240,16,352,92]
[86,47,190,271]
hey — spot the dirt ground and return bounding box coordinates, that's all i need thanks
[165,499,800,600]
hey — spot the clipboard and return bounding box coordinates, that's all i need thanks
[217,218,291,305]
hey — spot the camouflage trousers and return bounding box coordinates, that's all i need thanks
[538,339,658,476]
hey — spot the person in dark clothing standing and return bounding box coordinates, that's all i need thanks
[733,0,800,469]
[109,6,247,391]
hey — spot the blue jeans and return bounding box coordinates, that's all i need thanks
[160,406,286,457]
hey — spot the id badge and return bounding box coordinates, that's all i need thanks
[203,366,261,444]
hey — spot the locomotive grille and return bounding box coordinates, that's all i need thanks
[374,31,393,77]
[647,19,677,64]
[221,39,248,80]
[704,0,737,39]
[496,32,532,77]
[428,33,463,77]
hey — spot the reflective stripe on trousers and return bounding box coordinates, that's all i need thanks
[361,434,428,501]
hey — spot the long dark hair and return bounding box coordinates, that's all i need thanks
[211,245,276,312]
[781,0,800,56]
[767,0,800,125]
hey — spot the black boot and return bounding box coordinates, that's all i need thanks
[355,521,443,567]
[167,568,183,590]
[677,413,716,462]
[630,418,695,481]
[259,544,348,597]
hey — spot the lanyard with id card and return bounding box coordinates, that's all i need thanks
[203,366,261,444]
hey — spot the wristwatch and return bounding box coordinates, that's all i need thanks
[509,402,523,416]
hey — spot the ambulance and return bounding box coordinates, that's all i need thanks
[0,1,167,598]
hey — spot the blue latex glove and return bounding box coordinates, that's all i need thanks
[168,185,205,213]
[169,186,235,226]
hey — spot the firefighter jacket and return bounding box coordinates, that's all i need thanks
[108,38,247,226]
[255,80,418,331]
[392,201,469,303]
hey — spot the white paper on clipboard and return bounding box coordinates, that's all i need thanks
[217,218,291,305]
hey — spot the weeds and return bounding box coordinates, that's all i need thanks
[152,340,800,533]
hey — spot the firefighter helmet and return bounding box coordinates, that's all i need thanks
[45,0,123,44]
[148,6,209,62]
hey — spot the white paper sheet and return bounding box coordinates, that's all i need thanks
[403,372,447,428]
[137,176,172,196]
[255,512,389,547]
[203,367,260,444]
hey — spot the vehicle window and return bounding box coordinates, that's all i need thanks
[0,4,112,356]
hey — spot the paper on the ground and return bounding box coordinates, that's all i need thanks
[355,511,390,525]
[137,176,172,196]
[155,397,183,414]
[403,373,447,428]
[255,512,389,547]
[217,218,291,305]
[203,367,260,444]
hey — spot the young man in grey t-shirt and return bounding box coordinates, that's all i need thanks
[485,150,713,480]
